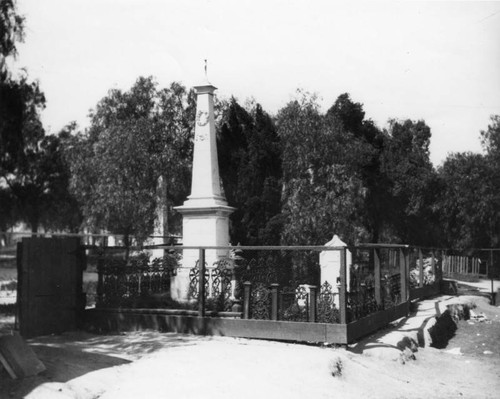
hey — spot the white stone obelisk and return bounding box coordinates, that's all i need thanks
[172,70,235,301]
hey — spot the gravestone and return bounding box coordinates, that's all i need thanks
[0,333,45,379]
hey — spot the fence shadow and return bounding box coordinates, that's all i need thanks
[0,343,130,398]
[0,330,210,398]
[348,316,412,355]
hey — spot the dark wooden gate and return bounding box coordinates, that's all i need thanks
[17,237,84,338]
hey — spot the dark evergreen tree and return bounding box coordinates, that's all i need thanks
[326,93,388,242]
[380,119,438,245]
[437,152,494,249]
[217,98,282,245]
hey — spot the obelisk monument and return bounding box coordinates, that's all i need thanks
[172,64,235,301]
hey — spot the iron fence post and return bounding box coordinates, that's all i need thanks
[308,285,317,323]
[339,248,347,324]
[400,248,408,303]
[198,248,206,317]
[96,255,104,308]
[486,250,489,277]
[430,249,436,276]
[490,249,494,297]
[374,248,381,308]
[271,283,279,321]
[243,281,251,319]
[418,248,424,288]
[16,242,22,330]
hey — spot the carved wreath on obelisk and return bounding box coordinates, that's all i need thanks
[196,110,209,126]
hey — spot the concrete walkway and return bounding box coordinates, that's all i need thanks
[454,278,500,293]
[349,288,497,361]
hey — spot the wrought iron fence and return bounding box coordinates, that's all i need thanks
[184,245,412,323]
[93,248,179,308]
[88,243,446,324]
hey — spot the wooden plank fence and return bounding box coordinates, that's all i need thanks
[442,255,482,276]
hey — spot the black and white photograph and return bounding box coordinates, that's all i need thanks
[1,1,499,398]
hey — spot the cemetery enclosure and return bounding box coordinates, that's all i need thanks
[82,243,443,344]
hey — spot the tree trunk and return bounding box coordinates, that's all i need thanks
[124,232,130,262]
[154,175,169,245]
[30,218,39,235]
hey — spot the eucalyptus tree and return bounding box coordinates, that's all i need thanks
[437,152,495,249]
[64,77,195,244]
[0,0,78,232]
[276,91,367,247]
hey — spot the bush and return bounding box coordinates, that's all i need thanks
[0,280,17,291]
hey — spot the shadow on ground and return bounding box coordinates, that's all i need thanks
[0,345,129,398]
[0,331,206,399]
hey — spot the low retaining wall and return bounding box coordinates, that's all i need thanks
[410,282,441,301]
[347,302,410,342]
[83,308,349,343]
[83,301,411,345]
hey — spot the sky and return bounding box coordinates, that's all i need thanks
[11,0,500,166]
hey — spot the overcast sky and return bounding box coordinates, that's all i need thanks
[11,0,500,166]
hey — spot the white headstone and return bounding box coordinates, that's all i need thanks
[319,234,351,307]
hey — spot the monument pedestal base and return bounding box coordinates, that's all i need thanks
[172,202,234,302]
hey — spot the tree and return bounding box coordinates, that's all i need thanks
[65,77,195,244]
[0,0,78,233]
[0,71,77,232]
[431,116,500,250]
[216,99,282,245]
[437,152,497,249]
[480,115,500,161]
[326,93,388,242]
[277,91,367,247]
[243,103,283,245]
[379,119,438,245]
[0,0,24,80]
[479,115,500,247]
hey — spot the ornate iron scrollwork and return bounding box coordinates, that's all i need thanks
[188,260,209,301]
[211,259,234,312]
[382,273,401,308]
[347,267,377,321]
[279,284,308,322]
[188,258,235,311]
[317,281,340,324]
[250,282,270,320]
[96,251,179,308]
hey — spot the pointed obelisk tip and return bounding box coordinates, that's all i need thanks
[201,58,212,85]
[195,59,216,91]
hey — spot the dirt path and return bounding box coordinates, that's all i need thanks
[1,282,499,399]
[0,323,498,399]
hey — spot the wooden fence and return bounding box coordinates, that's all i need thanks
[442,255,482,276]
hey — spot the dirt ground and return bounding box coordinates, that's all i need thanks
[1,282,499,399]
